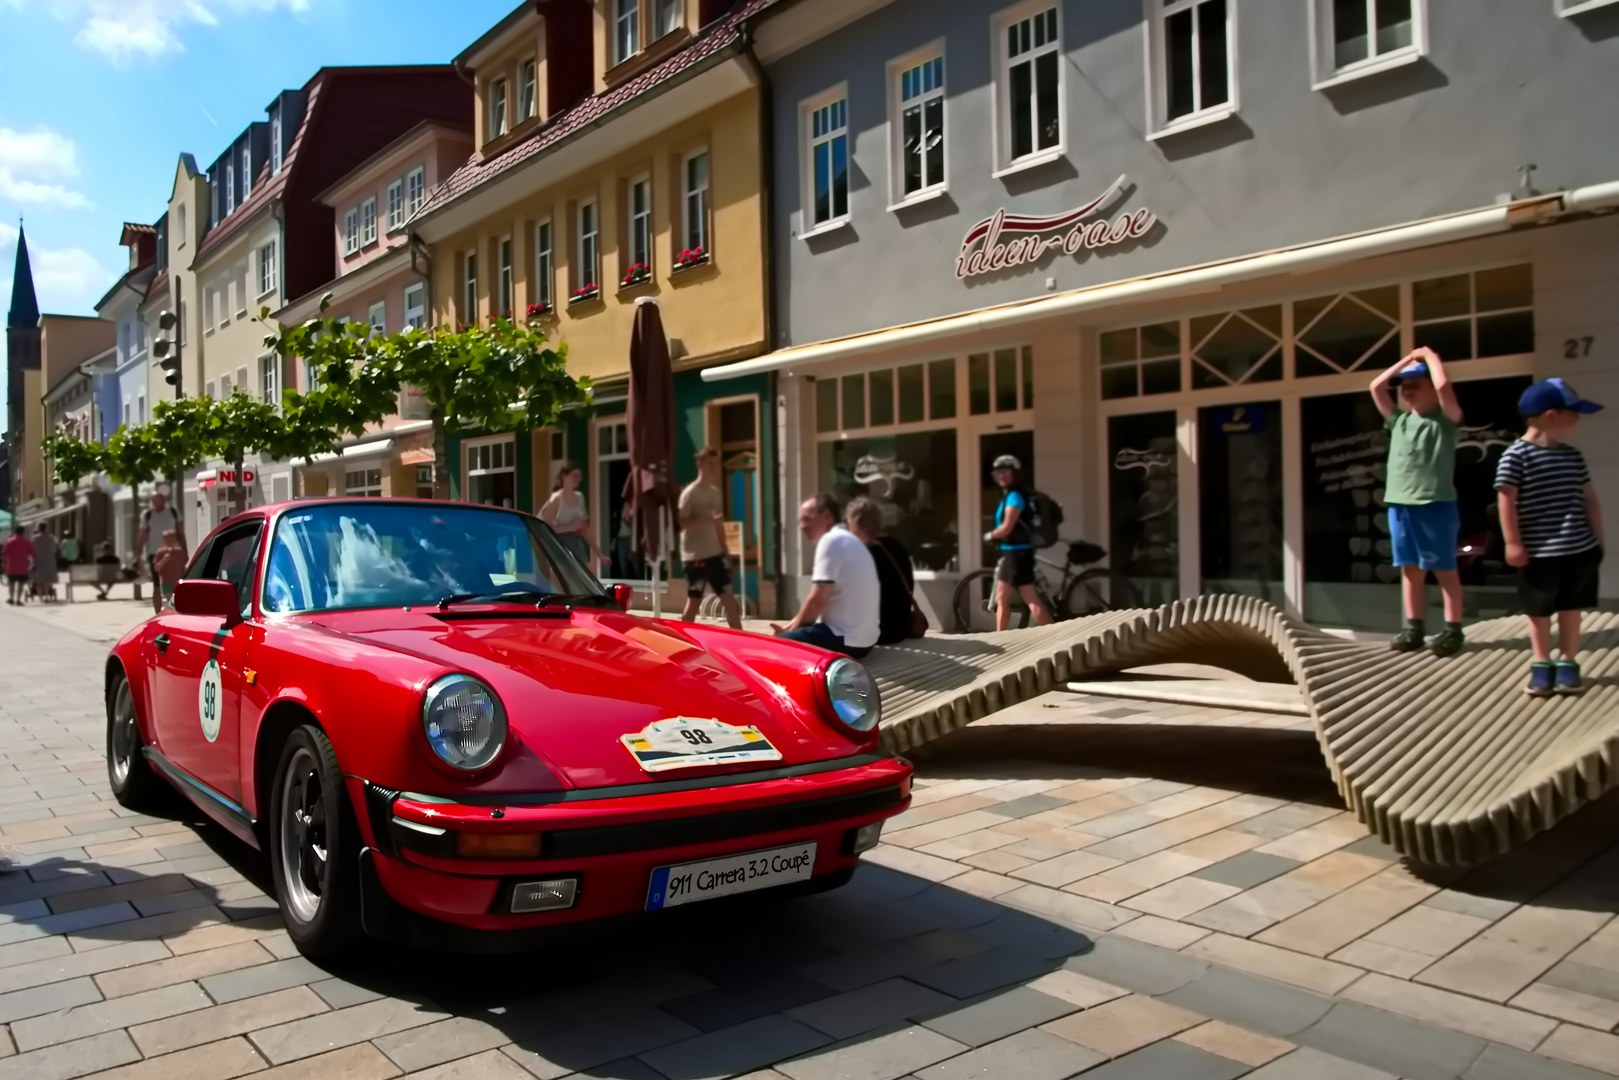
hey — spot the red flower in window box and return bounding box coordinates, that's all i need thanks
[526,300,553,319]
[620,262,652,288]
[674,246,709,271]
[569,283,600,304]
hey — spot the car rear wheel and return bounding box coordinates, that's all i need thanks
[268,725,362,958]
[106,672,163,811]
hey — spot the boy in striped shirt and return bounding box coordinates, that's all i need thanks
[1495,378,1606,696]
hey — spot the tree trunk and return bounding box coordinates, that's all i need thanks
[432,410,449,501]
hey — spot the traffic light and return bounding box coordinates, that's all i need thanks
[154,310,181,390]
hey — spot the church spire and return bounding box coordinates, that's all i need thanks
[7,222,41,330]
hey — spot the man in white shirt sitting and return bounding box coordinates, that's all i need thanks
[771,494,880,658]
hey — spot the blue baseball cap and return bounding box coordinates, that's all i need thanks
[1395,361,1430,380]
[1518,378,1603,416]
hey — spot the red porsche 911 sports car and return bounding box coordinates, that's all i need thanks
[105,499,911,956]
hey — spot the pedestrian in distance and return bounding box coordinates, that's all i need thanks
[135,489,185,615]
[983,454,1053,632]
[59,529,80,566]
[540,461,610,573]
[151,530,188,609]
[3,526,34,606]
[1495,379,1605,696]
[1369,346,1466,657]
[30,525,58,603]
[93,541,122,601]
[678,447,743,630]
[771,494,880,658]
[844,496,923,645]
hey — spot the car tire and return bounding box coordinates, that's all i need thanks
[268,724,363,958]
[106,671,164,811]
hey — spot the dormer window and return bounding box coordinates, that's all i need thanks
[615,0,640,63]
[270,108,283,174]
[224,161,235,214]
[489,79,509,139]
[519,59,538,122]
[405,167,426,218]
[241,146,252,201]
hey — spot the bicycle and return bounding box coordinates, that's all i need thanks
[951,539,1141,633]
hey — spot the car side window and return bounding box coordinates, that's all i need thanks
[198,523,265,616]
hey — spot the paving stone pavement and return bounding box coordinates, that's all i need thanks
[1,603,1616,1080]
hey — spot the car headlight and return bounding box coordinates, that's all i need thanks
[823,658,881,733]
[421,675,507,771]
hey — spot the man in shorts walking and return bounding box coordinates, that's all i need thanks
[135,489,185,615]
[678,447,743,630]
[984,455,1052,632]
[1370,347,1466,656]
[1495,379,1605,696]
[3,526,34,606]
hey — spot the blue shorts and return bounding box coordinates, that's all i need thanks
[1388,502,1459,572]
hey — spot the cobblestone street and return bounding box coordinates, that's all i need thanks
[0,601,1615,1080]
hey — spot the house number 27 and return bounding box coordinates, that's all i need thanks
[1563,337,1595,359]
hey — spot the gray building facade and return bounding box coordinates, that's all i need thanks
[707,0,1619,631]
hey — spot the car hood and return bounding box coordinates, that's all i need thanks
[307,607,856,789]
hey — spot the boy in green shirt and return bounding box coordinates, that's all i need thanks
[1370,346,1465,656]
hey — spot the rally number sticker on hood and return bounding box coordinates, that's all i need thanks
[621,717,782,773]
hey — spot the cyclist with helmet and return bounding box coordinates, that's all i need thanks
[984,455,1053,631]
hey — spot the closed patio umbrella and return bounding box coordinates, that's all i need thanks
[623,297,677,615]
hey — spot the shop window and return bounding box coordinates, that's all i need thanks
[709,400,761,559]
[1294,287,1400,377]
[597,419,644,580]
[1413,264,1533,363]
[892,51,945,201]
[415,465,434,499]
[1151,0,1233,131]
[929,358,957,419]
[1199,401,1283,603]
[898,364,925,423]
[819,429,959,572]
[465,436,516,508]
[1108,412,1179,606]
[815,358,957,433]
[345,468,383,498]
[968,346,1034,415]
[870,370,895,426]
[1100,322,1180,400]
[1190,305,1282,389]
[998,3,1062,167]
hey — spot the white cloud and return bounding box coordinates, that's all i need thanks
[17,0,316,64]
[0,126,90,209]
[0,222,115,317]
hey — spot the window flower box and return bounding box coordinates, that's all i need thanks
[525,301,553,319]
[673,246,709,272]
[569,284,600,305]
[620,263,652,289]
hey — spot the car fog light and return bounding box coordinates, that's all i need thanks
[457,831,544,859]
[848,821,884,854]
[511,877,578,914]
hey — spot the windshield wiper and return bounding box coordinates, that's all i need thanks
[437,588,565,610]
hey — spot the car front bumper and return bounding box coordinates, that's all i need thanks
[351,753,912,942]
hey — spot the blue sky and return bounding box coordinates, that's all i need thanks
[0,0,514,326]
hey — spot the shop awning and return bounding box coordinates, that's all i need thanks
[18,499,88,527]
[343,440,392,459]
[702,181,1619,382]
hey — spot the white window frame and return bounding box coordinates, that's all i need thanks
[497,236,514,316]
[224,160,235,215]
[270,109,283,175]
[681,150,710,256]
[655,0,682,38]
[137,391,146,425]
[1145,0,1238,138]
[404,282,426,329]
[368,301,387,335]
[1309,0,1428,90]
[260,355,278,404]
[241,146,252,201]
[220,373,233,398]
[405,167,426,218]
[888,43,947,209]
[519,59,538,121]
[386,180,405,231]
[462,251,478,324]
[464,433,517,506]
[343,208,360,255]
[614,0,640,63]
[1558,0,1619,13]
[801,85,851,235]
[489,78,509,139]
[533,220,554,308]
[993,1,1065,175]
[360,197,378,247]
[626,175,652,273]
[258,240,277,298]
[576,198,600,295]
[344,467,384,498]
[235,270,247,318]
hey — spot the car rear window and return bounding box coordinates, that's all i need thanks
[261,503,604,614]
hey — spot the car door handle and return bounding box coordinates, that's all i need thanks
[154,634,170,655]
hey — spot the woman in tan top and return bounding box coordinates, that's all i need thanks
[540,461,608,573]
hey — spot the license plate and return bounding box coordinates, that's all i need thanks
[621,717,782,773]
[646,842,817,911]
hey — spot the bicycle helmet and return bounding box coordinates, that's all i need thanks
[991,454,1021,472]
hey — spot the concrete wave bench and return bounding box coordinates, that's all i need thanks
[863,595,1618,866]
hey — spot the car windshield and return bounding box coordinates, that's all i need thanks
[260,502,606,615]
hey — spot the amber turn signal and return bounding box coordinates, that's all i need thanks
[455,831,544,859]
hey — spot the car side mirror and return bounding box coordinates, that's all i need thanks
[173,579,243,627]
[612,582,634,613]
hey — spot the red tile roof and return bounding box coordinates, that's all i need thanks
[415,0,777,222]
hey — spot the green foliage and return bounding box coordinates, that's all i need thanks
[144,397,214,479]
[103,426,163,488]
[263,304,402,462]
[40,432,108,488]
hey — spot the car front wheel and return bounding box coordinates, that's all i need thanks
[268,724,362,958]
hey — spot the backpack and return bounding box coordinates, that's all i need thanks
[1022,489,1064,549]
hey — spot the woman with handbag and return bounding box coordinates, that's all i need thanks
[845,496,927,644]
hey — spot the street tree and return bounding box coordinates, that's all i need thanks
[40,432,109,491]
